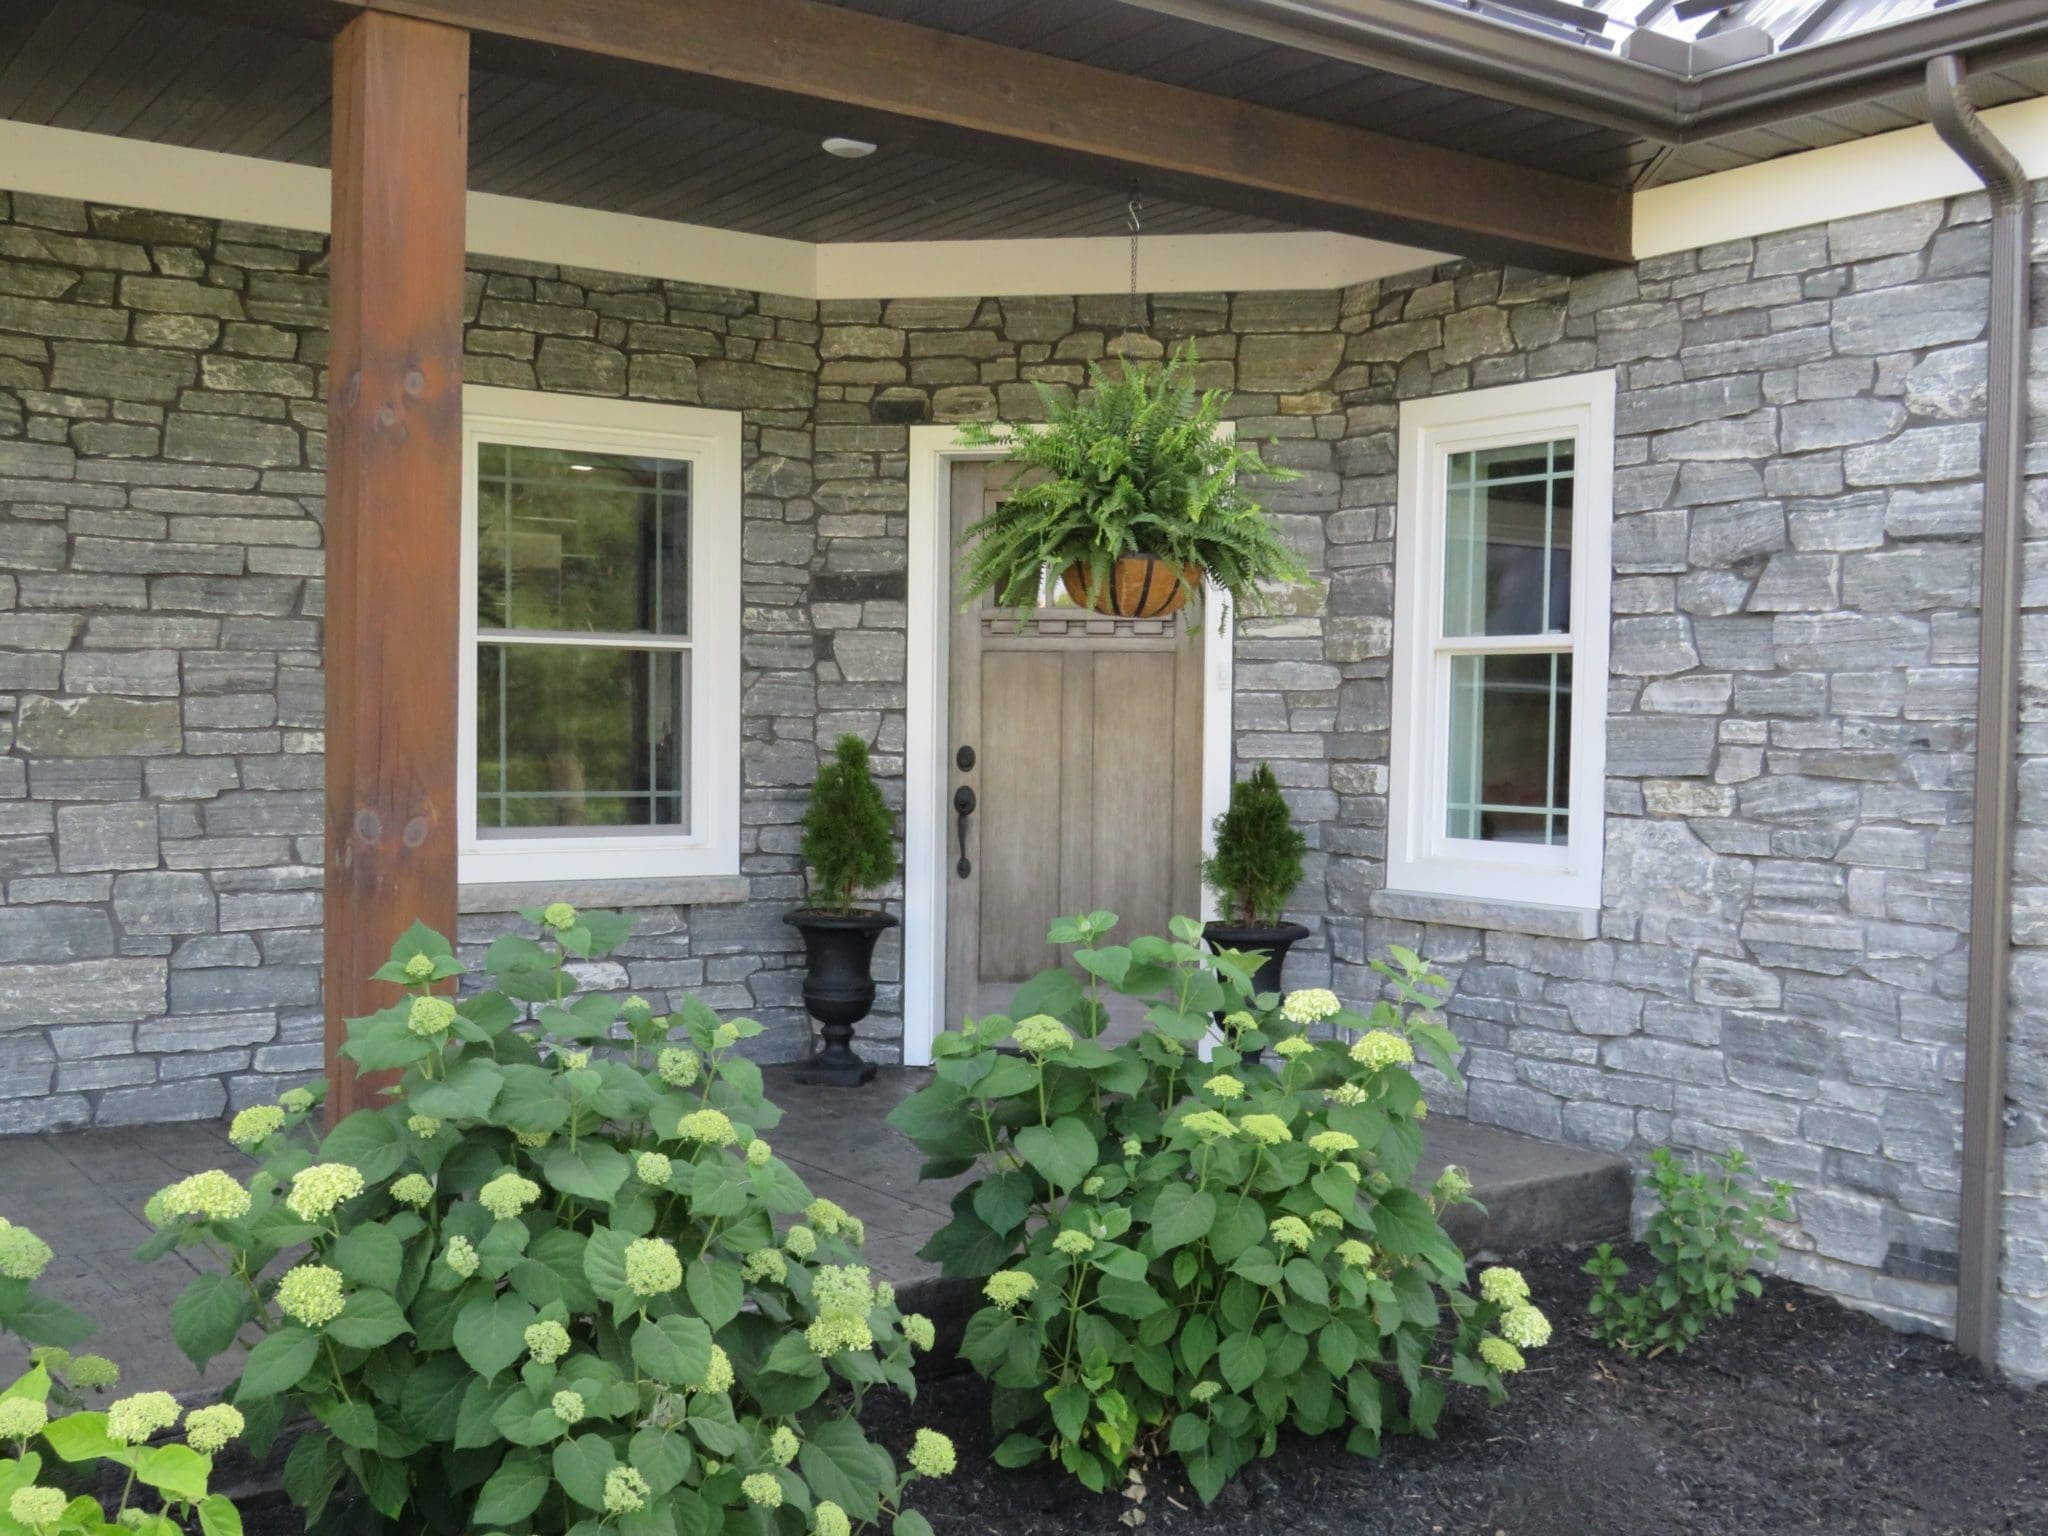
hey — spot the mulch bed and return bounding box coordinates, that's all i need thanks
[866,1242,2048,1536]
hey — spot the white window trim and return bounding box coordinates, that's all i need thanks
[457,385,742,886]
[1387,372,1615,914]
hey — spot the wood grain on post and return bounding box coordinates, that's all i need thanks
[324,11,469,1123]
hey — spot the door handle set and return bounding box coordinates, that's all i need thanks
[954,785,976,878]
[954,744,976,879]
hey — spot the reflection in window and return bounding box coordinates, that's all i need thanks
[474,443,693,835]
[1443,440,1572,637]
[1447,654,1571,845]
[1438,436,1575,848]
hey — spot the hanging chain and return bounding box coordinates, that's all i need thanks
[1126,193,1145,335]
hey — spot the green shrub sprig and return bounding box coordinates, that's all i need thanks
[2,1223,242,1536]
[1585,1146,1791,1358]
[801,736,897,916]
[140,905,950,1536]
[1201,764,1306,927]
[887,913,1550,1503]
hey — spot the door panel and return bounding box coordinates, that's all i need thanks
[947,462,1205,1030]
[1090,649,1177,944]
[978,650,1065,979]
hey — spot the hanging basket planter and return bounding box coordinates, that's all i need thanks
[1061,555,1202,618]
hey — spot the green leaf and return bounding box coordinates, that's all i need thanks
[1015,1119,1097,1193]
[632,1315,714,1388]
[582,1225,639,1315]
[331,1223,405,1293]
[41,1410,119,1462]
[631,1426,695,1496]
[327,1290,410,1351]
[1007,967,1085,1020]
[1317,1322,1358,1377]
[992,1433,1044,1467]
[798,1418,892,1522]
[1218,1334,1267,1392]
[542,1140,632,1203]
[172,1273,253,1370]
[1206,1195,1267,1264]
[689,1159,752,1220]
[198,1494,244,1536]
[513,1247,598,1321]
[312,1396,379,1451]
[1048,1381,1089,1441]
[1178,1313,1218,1374]
[398,1353,472,1441]
[685,1260,743,1331]
[474,1450,550,1526]
[320,1111,408,1184]
[896,1511,936,1536]
[136,1443,211,1502]
[1283,1258,1329,1307]
[1146,1185,1215,1252]
[0,1280,94,1348]
[1368,1187,1465,1283]
[235,1327,319,1403]
[453,1292,538,1380]
[343,1015,433,1072]
[408,1057,505,1122]
[1094,1275,1167,1319]
[553,1433,619,1511]
[971,1171,1034,1235]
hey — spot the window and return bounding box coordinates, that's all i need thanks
[1387,373,1614,912]
[458,386,741,884]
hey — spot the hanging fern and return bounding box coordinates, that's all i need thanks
[957,343,1315,625]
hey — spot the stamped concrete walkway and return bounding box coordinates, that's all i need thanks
[0,1068,1628,1397]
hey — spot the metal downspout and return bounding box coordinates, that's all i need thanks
[1926,53,2033,1370]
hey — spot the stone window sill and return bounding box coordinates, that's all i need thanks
[1369,887,1600,941]
[458,874,751,914]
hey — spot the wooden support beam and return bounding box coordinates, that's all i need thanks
[324,11,468,1121]
[316,0,1628,271]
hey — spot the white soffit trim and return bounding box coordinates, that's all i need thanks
[0,118,1435,298]
[815,232,1445,298]
[1636,94,2048,258]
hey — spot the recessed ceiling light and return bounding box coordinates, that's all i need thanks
[821,136,877,159]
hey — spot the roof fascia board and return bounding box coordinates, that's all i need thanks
[1116,0,2048,143]
[1678,0,2048,134]
[1108,0,1680,139]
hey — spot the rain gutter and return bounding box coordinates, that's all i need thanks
[1116,0,2048,142]
[1925,51,2032,1371]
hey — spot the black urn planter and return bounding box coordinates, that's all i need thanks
[784,908,898,1086]
[1203,919,1313,1003]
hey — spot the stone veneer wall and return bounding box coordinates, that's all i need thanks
[0,184,2042,1372]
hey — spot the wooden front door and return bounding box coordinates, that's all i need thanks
[945,461,1206,1029]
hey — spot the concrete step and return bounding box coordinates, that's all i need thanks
[1420,1117,1634,1257]
[2,1076,1632,1402]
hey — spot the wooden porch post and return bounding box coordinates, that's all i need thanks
[324,12,469,1122]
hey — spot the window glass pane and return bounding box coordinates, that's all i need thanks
[477,443,689,636]
[1446,652,1571,845]
[476,643,689,832]
[1443,439,1573,637]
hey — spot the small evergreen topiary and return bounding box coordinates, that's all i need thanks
[1203,762,1306,925]
[801,734,897,914]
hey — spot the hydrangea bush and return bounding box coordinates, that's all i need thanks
[142,906,951,1536]
[1,1222,242,1536]
[887,913,1551,1502]
[0,1218,91,1357]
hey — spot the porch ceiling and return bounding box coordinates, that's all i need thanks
[0,0,1291,243]
[2,0,2042,265]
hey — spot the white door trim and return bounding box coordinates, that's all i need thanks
[903,425,1234,1066]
